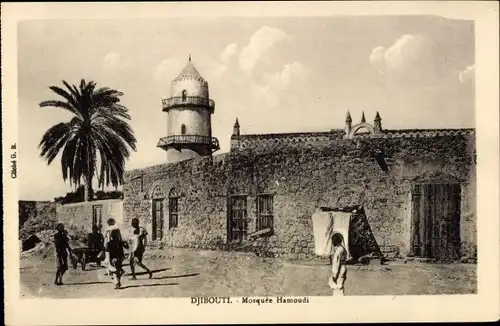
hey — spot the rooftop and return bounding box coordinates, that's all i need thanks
[172,56,206,84]
[235,128,475,140]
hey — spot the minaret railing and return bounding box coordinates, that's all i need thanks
[157,134,220,150]
[162,96,215,111]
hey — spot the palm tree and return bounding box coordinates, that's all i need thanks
[38,79,137,202]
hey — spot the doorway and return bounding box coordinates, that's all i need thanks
[152,199,164,241]
[228,196,248,244]
[410,183,461,261]
[92,205,103,230]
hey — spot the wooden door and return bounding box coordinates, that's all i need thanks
[228,196,248,244]
[152,199,164,241]
[411,183,461,260]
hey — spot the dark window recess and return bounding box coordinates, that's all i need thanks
[228,196,248,244]
[169,197,179,229]
[140,173,144,192]
[168,188,180,229]
[374,150,389,172]
[257,195,274,231]
[92,205,103,229]
[181,124,186,135]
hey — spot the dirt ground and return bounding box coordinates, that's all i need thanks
[20,248,477,298]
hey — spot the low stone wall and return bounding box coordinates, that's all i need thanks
[56,199,124,238]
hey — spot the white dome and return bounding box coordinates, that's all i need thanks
[170,57,209,98]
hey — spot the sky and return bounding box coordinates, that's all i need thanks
[18,16,475,201]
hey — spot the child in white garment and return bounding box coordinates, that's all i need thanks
[328,232,347,296]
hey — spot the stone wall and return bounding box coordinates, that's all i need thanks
[19,201,57,239]
[124,154,229,249]
[124,131,476,260]
[56,199,124,237]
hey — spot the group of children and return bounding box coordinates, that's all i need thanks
[54,217,348,294]
[53,217,153,289]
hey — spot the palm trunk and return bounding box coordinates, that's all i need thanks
[85,146,94,202]
[84,174,93,202]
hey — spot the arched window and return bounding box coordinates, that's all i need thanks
[182,90,187,101]
[181,124,186,135]
[152,185,164,199]
[354,127,371,135]
[169,188,181,229]
[151,186,165,241]
[348,123,375,139]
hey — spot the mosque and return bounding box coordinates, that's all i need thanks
[120,57,477,262]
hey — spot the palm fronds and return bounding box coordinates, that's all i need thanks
[39,79,136,201]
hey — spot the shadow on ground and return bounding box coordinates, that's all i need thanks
[123,268,170,277]
[64,281,109,286]
[120,282,180,290]
[152,273,200,280]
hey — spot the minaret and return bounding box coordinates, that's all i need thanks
[361,111,366,123]
[157,56,220,163]
[374,111,382,133]
[345,111,352,135]
[233,118,240,136]
[231,118,241,150]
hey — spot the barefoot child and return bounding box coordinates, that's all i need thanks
[103,218,122,275]
[129,218,153,280]
[106,228,126,289]
[87,225,105,266]
[328,232,347,296]
[54,223,75,285]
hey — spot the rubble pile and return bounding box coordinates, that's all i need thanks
[20,229,87,260]
[20,230,57,259]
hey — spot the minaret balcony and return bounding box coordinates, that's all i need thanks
[157,134,220,153]
[162,96,215,113]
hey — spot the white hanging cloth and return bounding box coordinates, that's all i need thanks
[311,209,352,259]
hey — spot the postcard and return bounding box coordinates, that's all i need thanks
[2,1,499,325]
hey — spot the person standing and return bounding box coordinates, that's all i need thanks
[103,218,122,276]
[87,225,105,265]
[328,232,347,296]
[106,228,126,289]
[129,218,153,280]
[54,223,75,285]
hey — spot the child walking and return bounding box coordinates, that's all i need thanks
[87,225,105,266]
[129,218,153,280]
[53,223,75,285]
[328,232,347,296]
[103,218,122,276]
[106,228,126,289]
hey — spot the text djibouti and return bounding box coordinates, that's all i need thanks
[191,296,310,306]
[191,297,232,306]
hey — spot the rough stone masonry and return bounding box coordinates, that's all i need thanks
[123,129,476,261]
